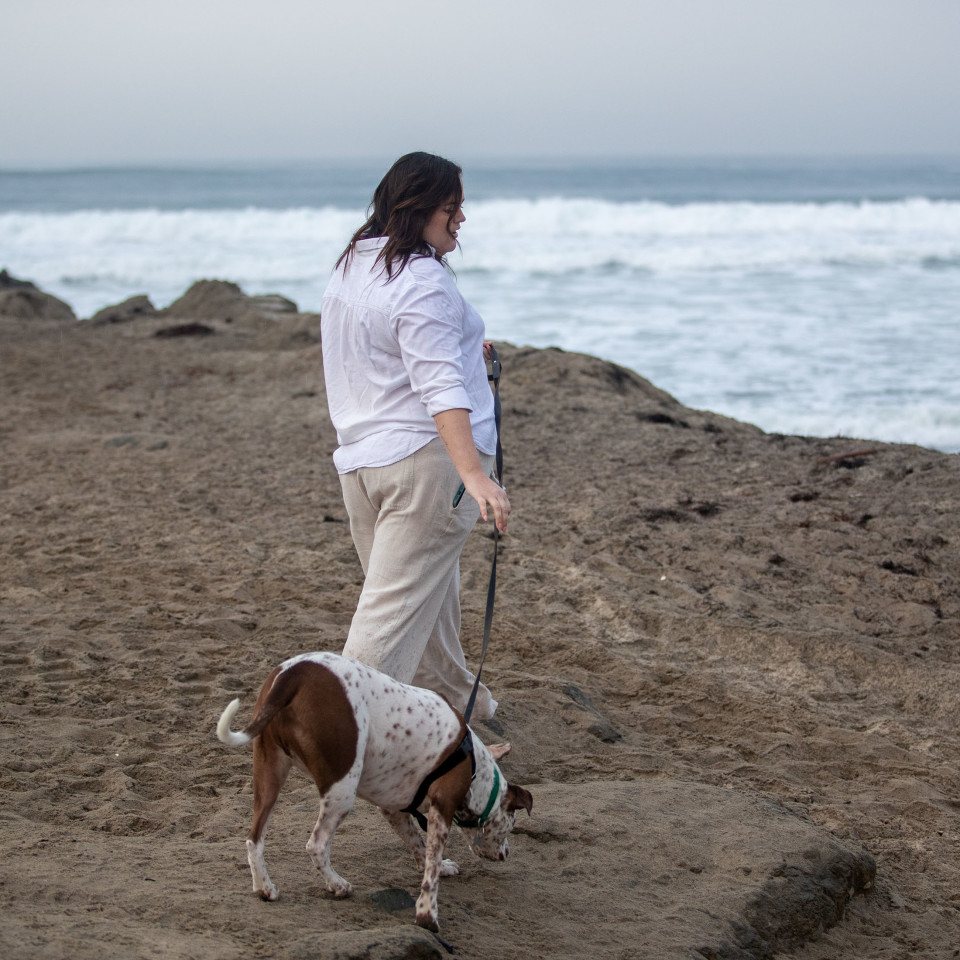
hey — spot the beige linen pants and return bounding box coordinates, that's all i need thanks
[339,438,498,719]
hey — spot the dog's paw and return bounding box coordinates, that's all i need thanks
[257,882,280,902]
[325,877,353,898]
[415,910,440,933]
[439,858,460,877]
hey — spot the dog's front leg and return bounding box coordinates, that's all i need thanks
[383,810,427,867]
[415,806,452,932]
[383,810,460,878]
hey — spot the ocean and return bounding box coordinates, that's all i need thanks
[2,157,959,452]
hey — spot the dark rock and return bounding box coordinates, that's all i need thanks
[637,411,691,428]
[370,887,416,912]
[601,360,642,393]
[712,844,877,959]
[639,507,692,524]
[587,720,624,743]
[286,926,443,960]
[881,559,918,577]
[0,269,36,289]
[563,682,601,713]
[0,271,75,321]
[478,716,505,737]
[88,295,157,326]
[685,500,722,517]
[564,683,624,742]
[154,322,215,338]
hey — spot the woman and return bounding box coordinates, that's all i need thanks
[321,152,510,720]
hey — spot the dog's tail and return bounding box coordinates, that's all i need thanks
[217,668,301,747]
[217,698,253,747]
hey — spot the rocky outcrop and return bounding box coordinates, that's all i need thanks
[0,269,76,321]
[0,269,33,289]
[87,295,157,326]
[162,280,297,326]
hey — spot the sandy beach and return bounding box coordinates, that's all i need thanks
[2,287,959,959]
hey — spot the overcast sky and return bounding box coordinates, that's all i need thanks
[3,0,959,166]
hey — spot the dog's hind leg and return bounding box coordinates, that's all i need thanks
[305,778,357,898]
[383,810,460,877]
[246,739,292,901]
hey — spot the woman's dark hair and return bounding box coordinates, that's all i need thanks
[336,152,463,278]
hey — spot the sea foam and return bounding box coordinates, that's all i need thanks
[3,198,959,451]
[4,198,960,310]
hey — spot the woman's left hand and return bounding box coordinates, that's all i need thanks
[464,472,510,533]
[434,407,510,533]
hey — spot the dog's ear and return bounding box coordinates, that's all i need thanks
[505,783,533,816]
[487,742,511,761]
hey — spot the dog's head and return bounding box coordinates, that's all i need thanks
[458,780,533,861]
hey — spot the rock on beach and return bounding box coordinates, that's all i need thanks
[162,278,298,325]
[0,268,76,321]
[87,294,157,326]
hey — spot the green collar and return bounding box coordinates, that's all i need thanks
[455,766,501,829]
[477,767,501,825]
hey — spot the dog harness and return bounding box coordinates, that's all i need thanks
[401,729,500,831]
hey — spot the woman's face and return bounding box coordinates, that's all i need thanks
[422,188,466,256]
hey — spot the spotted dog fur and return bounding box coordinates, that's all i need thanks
[216,652,532,932]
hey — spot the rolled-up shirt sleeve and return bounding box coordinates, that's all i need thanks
[395,281,474,417]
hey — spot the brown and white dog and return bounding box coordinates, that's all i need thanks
[216,651,532,932]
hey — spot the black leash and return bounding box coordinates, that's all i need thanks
[462,347,502,726]
[403,350,503,834]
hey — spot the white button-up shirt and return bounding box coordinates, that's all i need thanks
[321,237,497,474]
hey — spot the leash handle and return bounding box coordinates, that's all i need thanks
[464,347,502,725]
